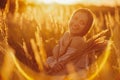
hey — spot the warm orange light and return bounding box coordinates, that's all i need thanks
[24,0,120,6]
[88,40,112,80]
[25,0,76,4]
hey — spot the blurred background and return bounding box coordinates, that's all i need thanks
[0,0,120,80]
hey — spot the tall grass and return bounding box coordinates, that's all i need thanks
[0,0,120,80]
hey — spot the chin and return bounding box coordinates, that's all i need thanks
[71,32,80,36]
[71,31,79,34]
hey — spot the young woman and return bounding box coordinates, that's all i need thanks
[46,8,93,74]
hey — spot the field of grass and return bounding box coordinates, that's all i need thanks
[0,0,120,80]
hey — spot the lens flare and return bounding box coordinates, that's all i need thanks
[25,0,76,4]
[10,51,34,80]
[88,40,112,80]
[24,0,120,6]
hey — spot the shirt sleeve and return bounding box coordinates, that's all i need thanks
[52,32,70,58]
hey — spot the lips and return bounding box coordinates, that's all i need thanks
[72,26,79,30]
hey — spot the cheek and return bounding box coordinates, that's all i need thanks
[69,24,72,30]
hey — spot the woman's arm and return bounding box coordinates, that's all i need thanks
[52,32,71,59]
[49,30,109,73]
[52,44,60,59]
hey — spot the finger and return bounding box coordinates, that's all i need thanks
[54,67,60,72]
[58,64,64,70]
[59,63,65,69]
[54,64,63,72]
[52,65,60,72]
[56,64,62,72]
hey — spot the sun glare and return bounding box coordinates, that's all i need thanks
[25,0,77,4]
[24,0,120,6]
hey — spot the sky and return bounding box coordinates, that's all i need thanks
[26,0,120,6]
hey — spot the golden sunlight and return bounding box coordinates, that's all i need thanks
[1,0,120,80]
[25,0,120,6]
[25,0,77,4]
[88,40,112,80]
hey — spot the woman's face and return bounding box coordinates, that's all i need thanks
[69,12,88,36]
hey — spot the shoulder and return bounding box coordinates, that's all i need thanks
[63,31,70,37]
[61,31,70,40]
[70,36,87,49]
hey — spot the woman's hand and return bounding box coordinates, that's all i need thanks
[48,61,65,73]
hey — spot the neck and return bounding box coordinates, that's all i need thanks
[70,32,83,37]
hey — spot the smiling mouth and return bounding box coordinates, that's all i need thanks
[72,26,79,30]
